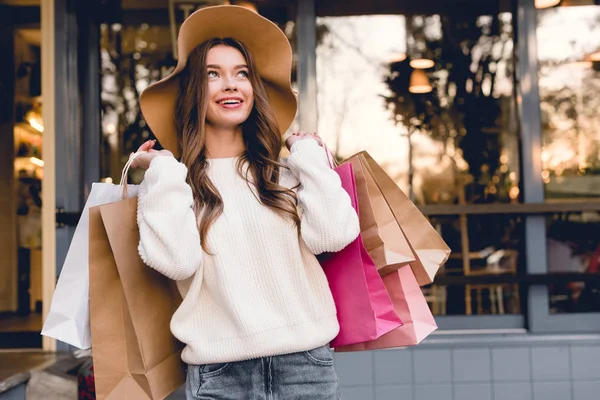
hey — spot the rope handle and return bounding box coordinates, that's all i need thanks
[118,151,144,199]
[323,146,338,169]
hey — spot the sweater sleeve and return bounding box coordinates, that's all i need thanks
[286,139,360,254]
[137,156,203,280]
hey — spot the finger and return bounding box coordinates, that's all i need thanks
[141,139,155,151]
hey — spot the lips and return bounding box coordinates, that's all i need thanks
[217,97,243,106]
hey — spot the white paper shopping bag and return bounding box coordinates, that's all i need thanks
[42,182,139,349]
[42,153,144,349]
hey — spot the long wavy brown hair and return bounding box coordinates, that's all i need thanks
[175,38,299,253]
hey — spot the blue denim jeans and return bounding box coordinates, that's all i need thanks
[185,345,341,399]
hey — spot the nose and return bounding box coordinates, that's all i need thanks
[222,76,238,92]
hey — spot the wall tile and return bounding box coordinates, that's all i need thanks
[375,385,414,400]
[413,349,452,384]
[492,347,531,381]
[374,349,413,385]
[340,386,374,400]
[570,346,600,380]
[494,382,533,400]
[573,381,600,400]
[335,352,373,386]
[414,384,453,400]
[533,381,572,400]
[452,349,491,383]
[531,347,570,381]
[454,383,492,400]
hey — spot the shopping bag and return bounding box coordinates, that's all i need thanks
[319,161,403,347]
[356,151,451,286]
[41,182,139,349]
[89,196,184,400]
[334,265,438,352]
[347,156,415,276]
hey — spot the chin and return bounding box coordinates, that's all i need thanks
[214,113,252,128]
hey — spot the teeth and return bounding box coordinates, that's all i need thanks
[220,100,241,105]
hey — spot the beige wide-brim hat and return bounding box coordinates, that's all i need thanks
[139,5,297,157]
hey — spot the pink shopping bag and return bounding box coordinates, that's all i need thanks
[319,162,403,347]
[334,265,438,351]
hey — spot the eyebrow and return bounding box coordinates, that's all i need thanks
[206,64,248,69]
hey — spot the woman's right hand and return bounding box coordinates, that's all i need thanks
[130,139,174,171]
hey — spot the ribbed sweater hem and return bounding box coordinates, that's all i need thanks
[180,314,340,365]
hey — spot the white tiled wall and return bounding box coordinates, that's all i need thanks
[9,337,588,400]
[333,342,600,400]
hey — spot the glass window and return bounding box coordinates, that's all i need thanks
[100,0,298,184]
[537,3,600,201]
[427,215,524,316]
[546,212,600,314]
[316,4,519,207]
[316,2,521,318]
[537,2,600,314]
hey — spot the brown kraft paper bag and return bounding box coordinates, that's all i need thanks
[89,197,185,400]
[355,151,451,286]
[346,156,415,276]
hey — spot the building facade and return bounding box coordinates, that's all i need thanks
[1,0,599,399]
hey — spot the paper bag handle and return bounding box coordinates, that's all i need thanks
[324,146,338,169]
[118,151,143,199]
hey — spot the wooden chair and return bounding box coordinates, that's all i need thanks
[467,249,520,315]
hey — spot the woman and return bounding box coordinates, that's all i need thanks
[132,5,359,400]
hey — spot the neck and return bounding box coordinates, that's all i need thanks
[204,124,245,159]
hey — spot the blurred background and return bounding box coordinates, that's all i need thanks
[1,1,600,399]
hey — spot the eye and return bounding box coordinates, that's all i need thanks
[207,70,219,78]
[238,70,249,78]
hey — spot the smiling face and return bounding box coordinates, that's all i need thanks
[205,45,255,129]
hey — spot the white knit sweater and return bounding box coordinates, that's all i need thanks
[137,139,360,365]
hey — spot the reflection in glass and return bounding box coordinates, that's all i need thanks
[316,7,519,206]
[547,213,600,314]
[537,5,600,200]
[537,4,600,314]
[101,22,176,184]
[426,215,524,316]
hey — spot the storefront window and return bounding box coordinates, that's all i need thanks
[100,0,298,184]
[429,215,524,316]
[316,2,522,316]
[316,8,519,207]
[547,213,600,314]
[537,3,600,314]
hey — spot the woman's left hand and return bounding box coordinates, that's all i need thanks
[285,131,325,151]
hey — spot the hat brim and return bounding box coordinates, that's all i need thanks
[139,5,297,157]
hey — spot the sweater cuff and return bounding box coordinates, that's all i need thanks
[144,156,188,185]
[288,139,329,170]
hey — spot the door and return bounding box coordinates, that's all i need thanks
[0,2,44,349]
